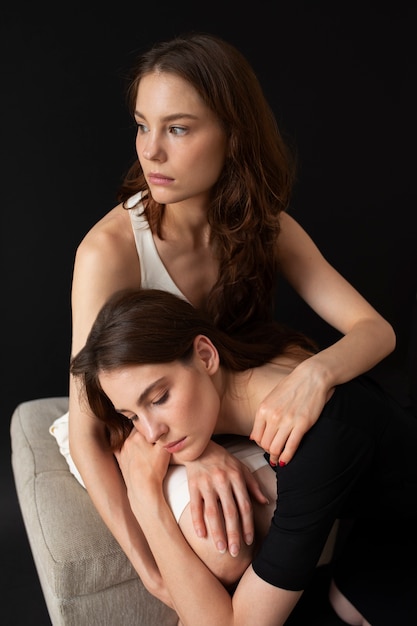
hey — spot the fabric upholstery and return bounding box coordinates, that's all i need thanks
[10,397,178,626]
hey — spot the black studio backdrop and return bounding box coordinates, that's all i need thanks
[2,1,417,444]
[1,3,416,622]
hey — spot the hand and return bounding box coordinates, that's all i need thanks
[251,359,330,466]
[115,427,170,498]
[182,440,269,557]
[115,430,176,609]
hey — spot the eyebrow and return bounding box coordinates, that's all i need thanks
[114,377,166,413]
[134,110,199,122]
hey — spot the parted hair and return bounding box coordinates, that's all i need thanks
[117,32,296,333]
[71,288,317,450]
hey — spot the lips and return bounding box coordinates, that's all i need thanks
[147,173,173,185]
[164,437,186,453]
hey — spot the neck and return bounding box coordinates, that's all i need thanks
[164,201,211,240]
[214,370,257,437]
[214,359,298,437]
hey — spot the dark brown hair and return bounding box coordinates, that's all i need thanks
[71,288,316,449]
[117,32,296,332]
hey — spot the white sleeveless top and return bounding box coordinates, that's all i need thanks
[126,191,189,301]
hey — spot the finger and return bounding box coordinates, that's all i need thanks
[243,469,269,505]
[211,466,258,554]
[259,425,288,463]
[268,453,279,466]
[250,413,267,444]
[219,466,264,552]
[187,483,208,540]
[196,493,229,554]
[228,483,256,549]
[217,496,242,557]
[276,428,305,465]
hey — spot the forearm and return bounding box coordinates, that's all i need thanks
[129,483,238,626]
[129,482,302,626]
[307,316,396,388]
[118,427,301,624]
[68,402,167,600]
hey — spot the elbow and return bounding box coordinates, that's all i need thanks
[384,318,397,357]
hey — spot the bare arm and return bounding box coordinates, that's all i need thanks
[69,377,172,600]
[251,213,396,465]
[68,210,173,602]
[118,429,303,626]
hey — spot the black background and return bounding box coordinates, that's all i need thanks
[2,2,416,624]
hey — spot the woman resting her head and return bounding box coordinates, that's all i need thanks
[65,30,396,606]
[71,289,417,626]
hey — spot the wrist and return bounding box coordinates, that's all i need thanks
[128,485,167,522]
[296,353,334,388]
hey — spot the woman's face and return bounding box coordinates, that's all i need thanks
[98,350,220,463]
[135,71,228,207]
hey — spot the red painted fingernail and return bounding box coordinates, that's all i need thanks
[269,460,277,467]
[279,460,286,467]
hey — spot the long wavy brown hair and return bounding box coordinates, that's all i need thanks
[117,33,296,333]
[71,289,317,450]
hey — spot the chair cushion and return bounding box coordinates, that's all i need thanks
[10,397,178,625]
[10,397,140,597]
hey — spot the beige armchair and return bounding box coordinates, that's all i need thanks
[10,396,178,626]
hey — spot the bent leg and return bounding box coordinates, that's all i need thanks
[329,579,371,626]
[164,443,276,588]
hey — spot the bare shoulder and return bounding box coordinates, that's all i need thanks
[277,211,320,262]
[74,202,141,281]
[72,202,141,330]
[78,203,133,259]
[278,212,314,244]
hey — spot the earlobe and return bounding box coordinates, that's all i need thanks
[193,335,219,374]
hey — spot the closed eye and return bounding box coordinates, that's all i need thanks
[152,390,169,406]
[118,411,138,423]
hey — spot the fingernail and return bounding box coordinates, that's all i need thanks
[245,533,254,546]
[269,460,277,467]
[230,544,239,557]
[217,541,227,554]
[279,460,286,467]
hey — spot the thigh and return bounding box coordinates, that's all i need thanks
[164,441,276,588]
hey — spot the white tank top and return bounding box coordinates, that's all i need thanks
[126,192,189,301]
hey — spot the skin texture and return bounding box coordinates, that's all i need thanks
[68,53,395,609]
[102,332,400,625]
[104,338,325,625]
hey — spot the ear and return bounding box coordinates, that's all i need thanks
[193,335,220,375]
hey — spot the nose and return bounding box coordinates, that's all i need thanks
[141,131,165,162]
[135,415,168,444]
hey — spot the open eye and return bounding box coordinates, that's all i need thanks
[169,126,187,136]
[136,122,149,134]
